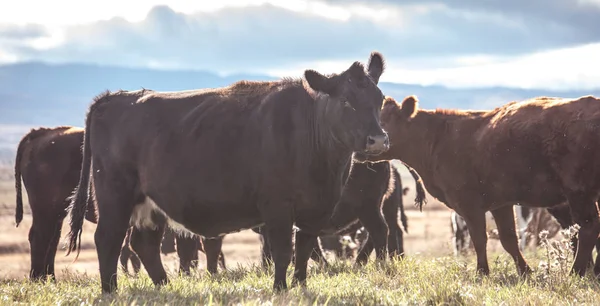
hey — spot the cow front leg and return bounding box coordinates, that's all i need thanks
[490,206,532,276]
[264,216,293,292]
[462,209,489,275]
[292,230,319,287]
[567,192,600,277]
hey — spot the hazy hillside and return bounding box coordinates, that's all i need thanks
[1,61,600,157]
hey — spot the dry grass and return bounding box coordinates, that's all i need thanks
[0,164,470,280]
[2,165,598,305]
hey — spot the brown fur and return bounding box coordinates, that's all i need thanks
[66,52,389,293]
[362,94,600,278]
[13,126,98,280]
[14,125,204,280]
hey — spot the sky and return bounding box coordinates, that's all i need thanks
[1,0,600,90]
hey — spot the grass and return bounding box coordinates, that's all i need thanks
[0,166,598,305]
[1,248,599,306]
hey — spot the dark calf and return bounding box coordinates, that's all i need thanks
[122,226,227,276]
[255,161,419,266]
[160,228,226,274]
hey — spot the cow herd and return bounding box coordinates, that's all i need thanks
[10,51,600,294]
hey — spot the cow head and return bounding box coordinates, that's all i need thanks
[303,51,389,155]
[355,95,418,162]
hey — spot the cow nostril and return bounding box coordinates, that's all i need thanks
[367,136,376,146]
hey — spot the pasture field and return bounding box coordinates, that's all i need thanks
[0,165,599,305]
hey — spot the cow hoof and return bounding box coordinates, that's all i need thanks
[272,282,288,293]
[291,279,306,288]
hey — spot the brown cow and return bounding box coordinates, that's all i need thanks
[65,52,389,293]
[14,126,99,280]
[14,126,207,280]
[360,95,600,279]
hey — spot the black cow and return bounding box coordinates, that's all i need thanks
[66,52,389,293]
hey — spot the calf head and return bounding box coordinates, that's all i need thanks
[303,51,389,155]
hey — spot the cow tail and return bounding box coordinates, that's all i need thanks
[401,162,427,212]
[391,168,409,234]
[398,184,408,234]
[66,91,107,258]
[14,133,28,227]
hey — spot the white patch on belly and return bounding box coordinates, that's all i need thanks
[129,197,198,239]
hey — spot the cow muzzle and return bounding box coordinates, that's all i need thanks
[364,134,389,155]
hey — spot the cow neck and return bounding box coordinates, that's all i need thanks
[396,111,449,188]
[306,94,354,200]
[311,94,354,167]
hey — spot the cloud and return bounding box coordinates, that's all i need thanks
[323,0,600,43]
[0,23,49,40]
[384,42,600,91]
[3,1,600,75]
[1,1,600,91]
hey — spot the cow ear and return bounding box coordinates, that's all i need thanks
[400,95,419,118]
[367,51,385,84]
[382,96,401,112]
[304,69,336,96]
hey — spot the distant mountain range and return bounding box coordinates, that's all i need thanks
[1,61,599,158]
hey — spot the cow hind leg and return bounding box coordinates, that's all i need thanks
[218,250,226,270]
[93,172,140,293]
[357,207,389,263]
[130,251,141,274]
[593,238,600,277]
[175,233,199,275]
[119,228,134,275]
[43,216,64,281]
[355,235,374,265]
[385,219,400,259]
[28,213,62,282]
[490,206,532,276]
[395,223,405,259]
[310,237,329,266]
[130,223,168,286]
[203,237,224,274]
[119,235,142,276]
[566,192,600,277]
